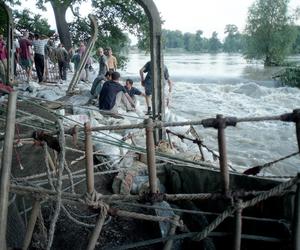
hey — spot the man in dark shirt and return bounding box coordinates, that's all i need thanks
[139,61,173,114]
[99,71,135,113]
[124,78,145,103]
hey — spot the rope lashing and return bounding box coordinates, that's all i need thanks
[243,152,299,175]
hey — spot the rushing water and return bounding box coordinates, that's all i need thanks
[122,52,300,176]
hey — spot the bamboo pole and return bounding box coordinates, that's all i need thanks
[216,115,230,194]
[85,122,94,194]
[163,215,180,250]
[86,207,108,250]
[22,200,40,250]
[0,91,17,249]
[145,118,158,193]
[233,199,243,250]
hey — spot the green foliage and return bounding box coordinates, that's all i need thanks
[207,31,222,53]
[291,26,300,54]
[0,6,9,35]
[223,24,245,53]
[276,67,300,87]
[68,0,147,68]
[163,30,184,49]
[244,0,297,66]
[13,9,55,36]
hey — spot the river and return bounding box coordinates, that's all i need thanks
[122,52,300,176]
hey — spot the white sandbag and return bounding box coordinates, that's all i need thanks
[36,89,61,101]
[66,95,90,106]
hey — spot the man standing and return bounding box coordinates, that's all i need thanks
[99,71,135,113]
[106,47,117,72]
[139,61,173,115]
[19,31,33,83]
[32,34,48,83]
[90,47,108,98]
[56,43,69,83]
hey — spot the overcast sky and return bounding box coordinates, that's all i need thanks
[19,0,300,40]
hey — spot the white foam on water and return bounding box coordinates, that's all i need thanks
[170,81,300,175]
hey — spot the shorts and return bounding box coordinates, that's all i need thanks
[144,80,152,96]
[20,58,32,70]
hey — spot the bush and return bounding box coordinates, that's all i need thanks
[275,67,300,87]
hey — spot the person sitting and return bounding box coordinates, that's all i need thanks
[99,71,135,113]
[124,78,145,104]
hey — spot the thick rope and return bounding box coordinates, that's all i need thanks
[46,119,65,250]
[43,143,55,190]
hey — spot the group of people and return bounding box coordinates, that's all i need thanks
[1,30,173,115]
[90,46,173,115]
[1,30,90,84]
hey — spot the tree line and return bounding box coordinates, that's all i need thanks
[161,24,300,55]
[4,0,300,68]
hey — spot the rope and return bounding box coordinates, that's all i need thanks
[244,152,299,175]
[43,143,55,190]
[192,206,236,241]
[242,176,298,209]
[46,119,65,250]
[64,160,75,194]
[166,129,238,172]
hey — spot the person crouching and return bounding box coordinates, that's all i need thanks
[99,71,135,113]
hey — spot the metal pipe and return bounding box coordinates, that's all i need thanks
[233,199,243,250]
[86,208,108,250]
[22,200,40,250]
[145,118,158,193]
[216,115,230,194]
[85,122,94,194]
[293,174,300,250]
[0,91,17,248]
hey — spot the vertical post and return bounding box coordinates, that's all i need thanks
[233,199,243,250]
[217,114,230,194]
[22,200,40,250]
[87,207,108,250]
[0,91,17,248]
[135,0,164,143]
[145,118,158,193]
[85,122,94,194]
[293,174,300,250]
[293,109,300,152]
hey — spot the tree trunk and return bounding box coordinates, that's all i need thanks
[50,1,72,51]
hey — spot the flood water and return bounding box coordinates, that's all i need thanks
[122,52,300,176]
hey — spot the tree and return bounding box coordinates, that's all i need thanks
[291,26,300,54]
[13,9,55,36]
[32,0,147,52]
[162,29,184,49]
[244,0,297,66]
[207,31,222,53]
[223,24,244,53]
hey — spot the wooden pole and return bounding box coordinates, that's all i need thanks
[86,208,108,250]
[216,115,230,194]
[293,174,300,250]
[85,122,94,194]
[233,199,243,250]
[163,215,180,250]
[145,118,158,193]
[22,200,40,250]
[0,91,17,249]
